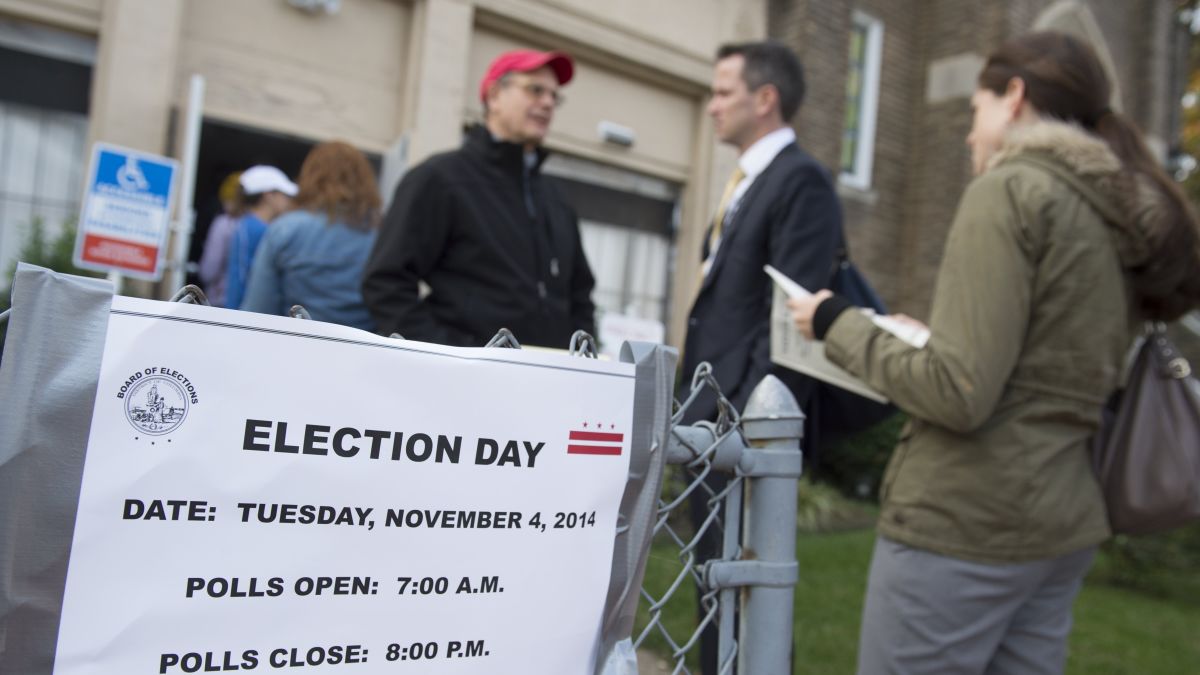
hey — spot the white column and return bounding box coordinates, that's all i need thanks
[85,0,184,154]
[402,0,475,166]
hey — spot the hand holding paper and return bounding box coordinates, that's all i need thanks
[764,265,930,403]
[765,265,930,348]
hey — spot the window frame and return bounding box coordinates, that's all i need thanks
[839,10,885,191]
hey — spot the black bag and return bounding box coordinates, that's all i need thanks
[1091,326,1200,535]
[810,251,898,446]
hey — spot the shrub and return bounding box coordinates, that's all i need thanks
[1092,523,1200,604]
[796,477,877,532]
[813,413,905,500]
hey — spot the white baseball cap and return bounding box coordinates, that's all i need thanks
[239,165,298,197]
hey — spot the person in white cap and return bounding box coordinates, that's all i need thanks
[225,165,297,310]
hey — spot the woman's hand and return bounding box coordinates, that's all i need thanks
[787,289,833,340]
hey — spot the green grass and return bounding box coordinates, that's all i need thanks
[636,527,1200,673]
[635,539,700,670]
[1068,582,1200,674]
[792,530,876,673]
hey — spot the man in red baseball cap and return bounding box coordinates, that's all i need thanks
[478,49,574,151]
[363,49,596,349]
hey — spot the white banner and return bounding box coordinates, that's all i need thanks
[52,297,635,674]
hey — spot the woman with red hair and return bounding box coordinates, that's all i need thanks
[242,141,381,331]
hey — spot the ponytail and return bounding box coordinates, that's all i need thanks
[1093,111,1200,321]
[980,31,1200,321]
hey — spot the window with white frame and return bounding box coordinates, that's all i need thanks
[840,11,884,190]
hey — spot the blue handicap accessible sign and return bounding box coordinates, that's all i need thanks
[75,143,179,279]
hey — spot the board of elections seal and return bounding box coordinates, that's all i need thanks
[120,368,198,436]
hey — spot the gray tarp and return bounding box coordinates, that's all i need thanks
[0,264,113,671]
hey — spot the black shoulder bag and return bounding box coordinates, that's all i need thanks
[808,250,898,450]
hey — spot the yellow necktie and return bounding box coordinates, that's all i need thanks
[704,166,746,272]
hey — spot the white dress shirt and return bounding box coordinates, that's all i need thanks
[704,126,796,271]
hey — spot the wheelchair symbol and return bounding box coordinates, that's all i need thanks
[116,156,150,192]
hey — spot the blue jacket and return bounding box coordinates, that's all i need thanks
[225,213,268,310]
[240,209,377,332]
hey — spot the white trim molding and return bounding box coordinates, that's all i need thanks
[839,10,883,191]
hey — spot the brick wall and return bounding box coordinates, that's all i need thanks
[770,0,1185,319]
[769,0,851,171]
[893,0,1003,318]
[839,0,920,310]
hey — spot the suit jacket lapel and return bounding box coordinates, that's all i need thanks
[698,150,785,294]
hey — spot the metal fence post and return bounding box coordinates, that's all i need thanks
[637,367,802,674]
[736,375,804,674]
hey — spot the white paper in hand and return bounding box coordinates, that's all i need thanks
[765,264,930,348]
[870,314,930,349]
[764,264,812,299]
[764,264,930,404]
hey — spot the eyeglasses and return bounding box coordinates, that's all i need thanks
[505,79,565,107]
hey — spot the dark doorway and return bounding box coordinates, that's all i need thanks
[185,118,380,283]
[187,119,314,278]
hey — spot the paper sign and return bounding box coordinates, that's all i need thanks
[52,298,635,674]
[598,313,665,359]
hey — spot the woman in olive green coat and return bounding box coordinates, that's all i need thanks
[791,32,1200,675]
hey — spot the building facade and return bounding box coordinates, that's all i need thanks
[0,0,1191,352]
[772,0,1191,319]
[0,0,766,350]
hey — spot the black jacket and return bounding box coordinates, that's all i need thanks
[363,126,596,348]
[683,142,844,422]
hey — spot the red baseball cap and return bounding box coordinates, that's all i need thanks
[478,49,574,103]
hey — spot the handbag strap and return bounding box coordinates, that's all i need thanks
[1145,324,1193,380]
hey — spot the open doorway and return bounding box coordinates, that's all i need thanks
[185,118,380,285]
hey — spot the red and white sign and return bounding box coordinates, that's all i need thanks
[567,427,625,456]
[74,144,178,280]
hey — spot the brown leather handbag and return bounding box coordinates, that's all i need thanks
[1091,325,1200,535]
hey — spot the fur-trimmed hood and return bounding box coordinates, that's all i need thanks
[986,119,1155,269]
[986,118,1121,177]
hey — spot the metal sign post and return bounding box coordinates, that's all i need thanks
[167,74,205,295]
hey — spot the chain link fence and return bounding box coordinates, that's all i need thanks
[635,363,804,674]
[0,277,803,675]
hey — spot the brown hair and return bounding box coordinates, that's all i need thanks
[978,32,1200,321]
[716,40,806,122]
[294,141,381,230]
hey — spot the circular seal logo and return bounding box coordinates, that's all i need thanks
[125,376,190,436]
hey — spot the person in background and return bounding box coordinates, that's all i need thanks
[224,165,296,310]
[684,40,842,423]
[683,40,844,674]
[789,32,1200,675]
[361,48,595,347]
[241,142,380,332]
[197,171,242,307]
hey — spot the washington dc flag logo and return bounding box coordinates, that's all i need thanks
[566,423,624,456]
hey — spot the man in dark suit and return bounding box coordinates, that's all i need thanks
[684,40,844,423]
[683,40,844,673]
